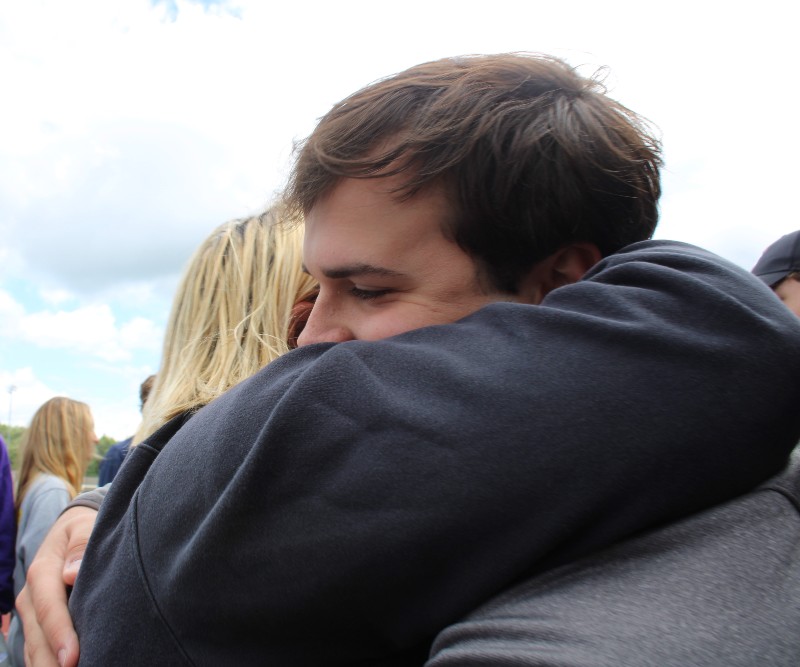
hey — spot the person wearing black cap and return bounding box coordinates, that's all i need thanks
[753,230,800,318]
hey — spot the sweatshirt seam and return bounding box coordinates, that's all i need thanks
[760,483,800,516]
[130,485,196,666]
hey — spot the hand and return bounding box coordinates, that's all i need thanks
[17,506,98,667]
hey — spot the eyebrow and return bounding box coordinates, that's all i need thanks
[302,263,407,280]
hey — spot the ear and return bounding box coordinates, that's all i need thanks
[287,300,315,349]
[518,243,602,304]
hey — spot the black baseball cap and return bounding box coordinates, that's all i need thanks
[752,230,800,287]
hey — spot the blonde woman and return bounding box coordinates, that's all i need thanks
[13,204,318,666]
[8,397,97,667]
[132,204,317,445]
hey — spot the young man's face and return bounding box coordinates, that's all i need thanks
[774,276,800,319]
[298,176,515,345]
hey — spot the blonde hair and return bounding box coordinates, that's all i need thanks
[133,205,317,444]
[16,397,95,511]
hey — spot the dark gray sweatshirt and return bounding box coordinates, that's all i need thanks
[70,241,800,666]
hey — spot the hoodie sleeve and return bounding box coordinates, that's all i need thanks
[71,241,800,666]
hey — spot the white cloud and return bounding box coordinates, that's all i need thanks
[19,305,122,360]
[39,288,74,306]
[0,368,57,430]
[2,291,161,362]
[86,391,146,441]
[0,290,25,336]
[0,0,291,297]
[24,305,158,362]
[3,120,242,292]
[119,317,163,353]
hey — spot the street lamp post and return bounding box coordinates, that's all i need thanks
[7,385,16,438]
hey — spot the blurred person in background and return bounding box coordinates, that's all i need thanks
[8,398,97,667]
[97,375,156,486]
[0,434,15,667]
[752,230,800,318]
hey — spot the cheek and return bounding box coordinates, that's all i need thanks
[361,303,472,341]
[360,312,419,341]
[776,283,800,318]
[787,295,800,318]
[356,302,447,341]
[439,292,498,324]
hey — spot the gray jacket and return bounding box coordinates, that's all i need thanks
[429,448,800,666]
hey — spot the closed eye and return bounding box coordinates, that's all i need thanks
[350,286,393,300]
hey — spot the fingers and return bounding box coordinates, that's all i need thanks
[62,558,81,589]
[18,585,75,667]
[18,507,97,667]
[18,587,57,667]
[62,533,90,589]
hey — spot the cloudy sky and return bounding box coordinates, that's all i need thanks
[1,0,797,438]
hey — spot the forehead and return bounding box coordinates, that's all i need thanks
[303,176,456,268]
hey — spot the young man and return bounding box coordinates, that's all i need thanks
[19,54,800,666]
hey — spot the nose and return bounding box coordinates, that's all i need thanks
[296,294,355,346]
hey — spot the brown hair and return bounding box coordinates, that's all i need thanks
[16,397,95,511]
[139,374,156,411]
[287,53,662,293]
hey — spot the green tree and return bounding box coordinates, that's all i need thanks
[86,435,117,478]
[0,423,27,469]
